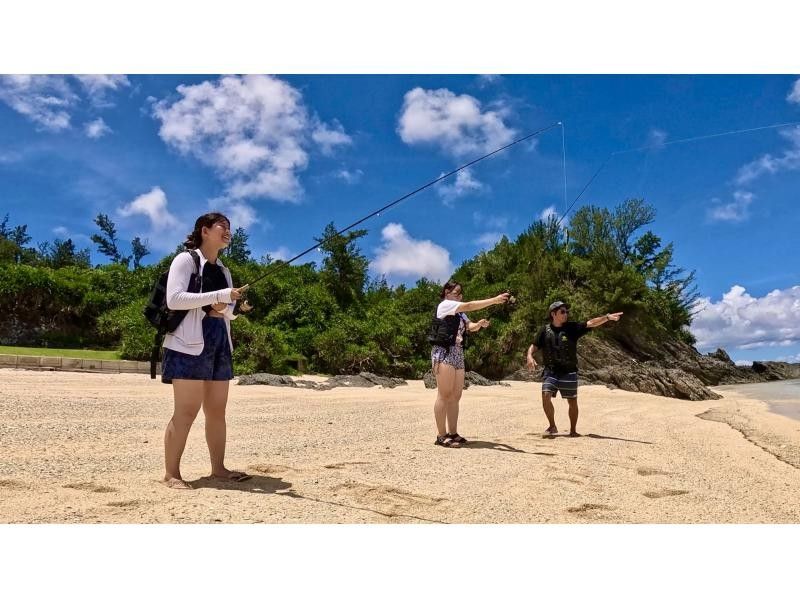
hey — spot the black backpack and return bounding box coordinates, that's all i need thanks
[143,250,202,378]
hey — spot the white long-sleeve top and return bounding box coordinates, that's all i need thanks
[163,249,238,356]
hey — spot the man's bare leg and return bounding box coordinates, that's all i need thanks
[567,398,580,437]
[542,391,557,435]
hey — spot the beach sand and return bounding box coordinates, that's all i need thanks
[1,369,799,523]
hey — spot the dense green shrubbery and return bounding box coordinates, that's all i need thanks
[0,200,698,377]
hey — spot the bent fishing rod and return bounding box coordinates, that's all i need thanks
[555,120,800,228]
[239,121,563,294]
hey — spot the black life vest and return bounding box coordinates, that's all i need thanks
[541,323,573,370]
[427,310,468,349]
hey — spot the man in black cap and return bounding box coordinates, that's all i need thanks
[526,301,623,437]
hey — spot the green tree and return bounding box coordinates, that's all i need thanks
[225,227,252,263]
[316,222,369,309]
[131,237,150,269]
[91,213,130,267]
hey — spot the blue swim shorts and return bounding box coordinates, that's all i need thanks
[541,369,579,399]
[161,317,233,384]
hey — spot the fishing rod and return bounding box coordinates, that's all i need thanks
[241,121,563,293]
[555,120,800,228]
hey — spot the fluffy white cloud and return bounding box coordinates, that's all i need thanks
[475,231,505,248]
[539,204,559,221]
[84,117,111,139]
[52,226,70,237]
[0,75,128,131]
[118,187,180,232]
[311,120,352,155]
[397,87,516,159]
[371,223,454,282]
[690,285,800,351]
[335,168,364,184]
[208,197,259,229]
[787,78,800,104]
[437,168,484,205]
[0,75,76,130]
[266,246,292,262]
[707,190,754,222]
[734,125,800,185]
[74,75,130,106]
[153,75,350,203]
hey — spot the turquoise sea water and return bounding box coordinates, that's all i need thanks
[714,379,800,421]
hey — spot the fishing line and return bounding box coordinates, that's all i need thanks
[555,120,800,228]
[243,121,563,289]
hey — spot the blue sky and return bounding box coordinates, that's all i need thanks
[1,74,799,364]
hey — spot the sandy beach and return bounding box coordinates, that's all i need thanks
[1,369,799,524]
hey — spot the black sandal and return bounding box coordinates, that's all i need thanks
[447,433,467,444]
[435,435,457,447]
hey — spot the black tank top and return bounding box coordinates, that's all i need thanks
[201,261,228,314]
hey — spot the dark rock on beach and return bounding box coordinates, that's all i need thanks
[237,372,407,390]
[423,369,510,390]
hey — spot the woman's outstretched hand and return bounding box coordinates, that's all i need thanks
[494,292,511,305]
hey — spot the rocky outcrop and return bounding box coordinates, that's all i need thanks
[423,370,510,390]
[237,372,407,390]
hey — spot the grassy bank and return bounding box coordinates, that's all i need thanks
[0,346,121,360]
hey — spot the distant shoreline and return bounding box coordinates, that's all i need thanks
[714,379,800,422]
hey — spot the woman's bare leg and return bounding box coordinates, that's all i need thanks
[434,363,457,437]
[446,368,465,435]
[164,380,204,483]
[202,380,232,476]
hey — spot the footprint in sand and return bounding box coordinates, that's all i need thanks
[250,463,295,475]
[567,503,614,514]
[0,479,28,490]
[323,461,371,470]
[642,489,689,499]
[63,482,117,493]
[331,481,446,516]
[106,499,141,508]
[636,467,670,476]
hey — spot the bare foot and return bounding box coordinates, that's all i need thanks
[568,431,581,438]
[544,426,558,436]
[162,477,192,490]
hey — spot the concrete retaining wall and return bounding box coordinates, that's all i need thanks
[0,353,159,374]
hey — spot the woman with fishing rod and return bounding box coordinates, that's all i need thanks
[429,281,511,447]
[161,212,250,489]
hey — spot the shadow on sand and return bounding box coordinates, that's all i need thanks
[585,433,653,445]
[190,474,296,494]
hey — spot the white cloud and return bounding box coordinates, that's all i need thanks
[74,75,130,107]
[266,246,292,262]
[436,168,485,205]
[311,120,352,155]
[787,78,800,104]
[84,117,111,139]
[335,168,364,184]
[208,197,259,229]
[734,125,800,185]
[476,74,503,87]
[118,187,180,232]
[775,352,800,363]
[690,285,800,351]
[646,128,668,148]
[153,75,350,203]
[397,87,516,159]
[52,226,69,237]
[707,190,754,222]
[539,204,559,221]
[0,75,76,130]
[475,231,505,248]
[371,222,454,282]
[0,75,128,131]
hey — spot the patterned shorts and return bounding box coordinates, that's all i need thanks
[541,369,579,399]
[431,344,465,371]
[161,317,233,384]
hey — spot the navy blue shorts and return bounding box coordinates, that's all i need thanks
[542,369,579,399]
[161,317,233,384]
